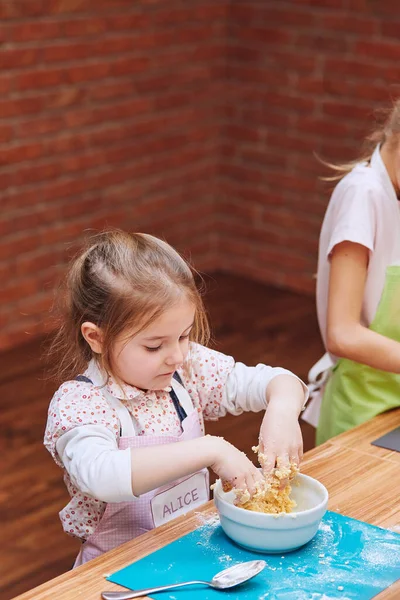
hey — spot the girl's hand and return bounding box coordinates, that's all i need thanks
[258,399,303,486]
[209,437,263,496]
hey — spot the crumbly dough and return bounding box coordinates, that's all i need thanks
[235,446,299,514]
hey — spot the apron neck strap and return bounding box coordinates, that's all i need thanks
[75,370,192,436]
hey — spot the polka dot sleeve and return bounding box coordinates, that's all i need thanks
[44,380,120,467]
[181,343,306,421]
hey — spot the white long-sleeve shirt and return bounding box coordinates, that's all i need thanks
[44,342,307,539]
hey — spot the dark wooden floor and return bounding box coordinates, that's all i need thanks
[0,272,324,600]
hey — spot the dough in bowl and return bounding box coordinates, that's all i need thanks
[235,446,299,514]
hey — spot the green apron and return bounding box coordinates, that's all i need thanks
[317,265,400,445]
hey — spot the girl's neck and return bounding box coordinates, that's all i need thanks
[380,142,400,198]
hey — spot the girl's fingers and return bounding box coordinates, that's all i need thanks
[277,454,290,489]
[260,452,276,476]
[222,479,233,492]
[245,473,257,497]
[253,467,264,483]
[293,442,303,466]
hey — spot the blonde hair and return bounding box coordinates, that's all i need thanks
[48,230,210,384]
[321,99,400,182]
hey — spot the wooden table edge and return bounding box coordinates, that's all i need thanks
[12,410,400,600]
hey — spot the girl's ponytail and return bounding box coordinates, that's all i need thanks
[320,99,400,182]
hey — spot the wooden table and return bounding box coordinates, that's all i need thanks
[13,409,400,600]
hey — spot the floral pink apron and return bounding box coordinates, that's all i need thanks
[74,374,209,567]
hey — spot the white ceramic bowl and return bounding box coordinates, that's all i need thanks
[213,473,328,554]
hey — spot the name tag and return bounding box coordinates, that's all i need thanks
[151,472,209,527]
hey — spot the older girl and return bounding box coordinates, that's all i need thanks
[304,100,400,444]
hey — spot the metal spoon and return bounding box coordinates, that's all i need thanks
[101,559,266,599]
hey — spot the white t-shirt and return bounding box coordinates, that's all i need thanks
[316,144,400,359]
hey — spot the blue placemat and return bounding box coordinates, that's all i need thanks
[108,511,400,599]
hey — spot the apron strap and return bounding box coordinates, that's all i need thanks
[170,372,187,422]
[74,370,192,434]
[75,375,93,383]
[172,371,184,386]
[74,376,136,437]
[105,390,137,437]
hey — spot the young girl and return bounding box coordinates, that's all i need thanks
[304,100,400,445]
[44,230,307,566]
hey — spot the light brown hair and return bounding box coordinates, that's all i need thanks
[321,99,400,181]
[48,230,210,384]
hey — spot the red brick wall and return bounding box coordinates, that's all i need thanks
[1,0,399,350]
[218,1,398,294]
[0,1,227,350]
